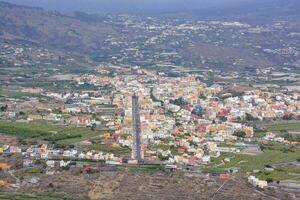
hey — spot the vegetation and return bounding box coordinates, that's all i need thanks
[88,143,131,156]
[0,89,44,99]
[266,122,300,133]
[24,168,43,174]
[264,122,300,142]
[256,166,300,181]
[0,120,102,143]
[170,97,186,107]
[282,133,300,142]
[233,131,246,138]
[206,144,300,181]
[129,165,162,174]
[0,104,8,112]
[150,143,179,156]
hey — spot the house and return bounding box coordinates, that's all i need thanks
[23,160,34,168]
[60,160,70,168]
[46,160,55,168]
[106,160,122,165]
[27,114,43,121]
[9,146,22,153]
[44,113,62,122]
[248,176,268,189]
[219,174,231,181]
[188,156,200,166]
[0,112,16,120]
[0,180,8,187]
[0,163,10,170]
[68,116,91,127]
[40,152,49,159]
[63,150,72,157]
[200,155,211,164]
[244,126,254,138]
[78,152,86,159]
[165,164,177,171]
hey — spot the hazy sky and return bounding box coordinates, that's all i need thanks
[2,0,249,14]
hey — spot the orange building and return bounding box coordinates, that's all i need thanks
[0,163,10,170]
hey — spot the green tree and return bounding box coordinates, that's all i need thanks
[0,105,8,112]
[233,131,246,138]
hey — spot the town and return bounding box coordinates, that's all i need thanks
[0,1,300,199]
[1,66,300,199]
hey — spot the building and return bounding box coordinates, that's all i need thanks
[248,176,268,189]
[131,94,143,161]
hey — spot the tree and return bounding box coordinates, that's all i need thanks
[233,131,246,138]
[19,111,26,116]
[266,178,273,183]
[245,113,256,121]
[175,120,182,127]
[198,93,207,100]
[0,105,8,112]
[170,97,186,107]
[91,123,96,131]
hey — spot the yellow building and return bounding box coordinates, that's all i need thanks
[0,180,8,187]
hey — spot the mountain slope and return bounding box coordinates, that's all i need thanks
[0,1,115,53]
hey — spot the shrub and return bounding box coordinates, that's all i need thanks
[266,178,273,183]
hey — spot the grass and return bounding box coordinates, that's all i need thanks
[206,144,300,181]
[129,165,162,174]
[0,120,103,143]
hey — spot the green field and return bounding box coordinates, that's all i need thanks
[266,122,300,133]
[129,165,162,174]
[89,143,131,156]
[0,120,103,143]
[0,89,44,99]
[205,144,300,181]
[256,166,300,181]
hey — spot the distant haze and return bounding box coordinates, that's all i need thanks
[1,0,250,14]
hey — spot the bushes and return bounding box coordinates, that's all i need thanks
[281,146,295,153]
[233,131,246,138]
[266,177,273,183]
[170,97,186,107]
[282,133,300,142]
